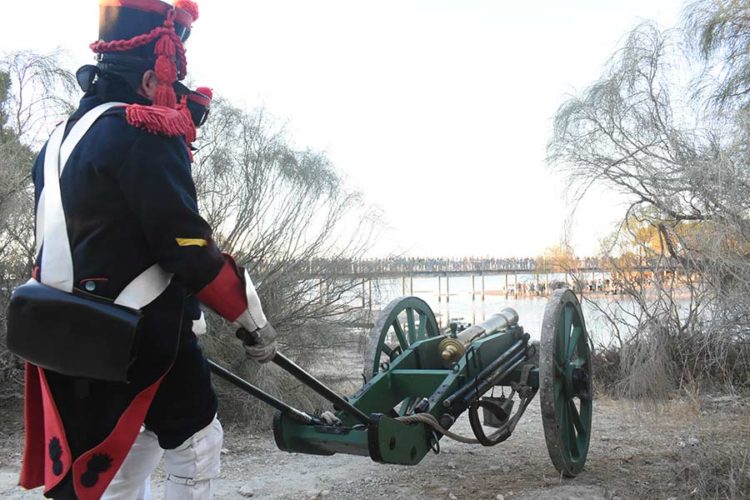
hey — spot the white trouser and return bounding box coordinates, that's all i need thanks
[102,416,223,500]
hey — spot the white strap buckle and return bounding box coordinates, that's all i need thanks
[167,475,196,486]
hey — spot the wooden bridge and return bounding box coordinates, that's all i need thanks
[286,256,680,311]
[301,257,619,309]
[304,256,607,279]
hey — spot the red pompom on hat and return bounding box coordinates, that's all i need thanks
[187,87,213,108]
[184,86,212,137]
[174,0,199,22]
[195,86,212,99]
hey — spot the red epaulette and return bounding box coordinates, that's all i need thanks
[125,103,195,139]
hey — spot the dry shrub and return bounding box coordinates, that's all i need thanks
[200,329,326,427]
[724,342,750,390]
[199,312,367,427]
[672,428,750,499]
[591,344,620,395]
[592,331,750,400]
[617,326,677,400]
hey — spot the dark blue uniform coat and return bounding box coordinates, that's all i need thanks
[21,82,228,499]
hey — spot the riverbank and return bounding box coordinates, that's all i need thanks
[1,394,747,499]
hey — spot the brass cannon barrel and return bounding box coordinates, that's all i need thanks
[439,307,519,366]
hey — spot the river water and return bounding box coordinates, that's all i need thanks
[313,272,629,388]
[369,273,618,346]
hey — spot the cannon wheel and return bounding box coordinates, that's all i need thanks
[363,297,440,413]
[364,296,440,380]
[540,288,593,477]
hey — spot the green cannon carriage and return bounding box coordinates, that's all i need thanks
[211,288,593,477]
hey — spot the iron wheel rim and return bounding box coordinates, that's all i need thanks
[539,288,593,477]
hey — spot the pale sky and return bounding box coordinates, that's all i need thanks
[2,0,687,257]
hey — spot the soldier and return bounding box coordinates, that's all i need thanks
[16,1,276,498]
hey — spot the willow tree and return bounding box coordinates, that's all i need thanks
[686,0,750,110]
[0,51,75,397]
[548,20,750,395]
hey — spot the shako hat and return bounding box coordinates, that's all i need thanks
[91,0,200,109]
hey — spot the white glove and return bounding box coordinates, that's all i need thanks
[239,323,277,364]
[233,270,268,332]
[232,270,276,363]
[319,411,341,426]
[192,311,207,335]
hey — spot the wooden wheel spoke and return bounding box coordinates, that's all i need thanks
[554,359,565,376]
[562,305,573,357]
[560,400,579,457]
[416,312,427,339]
[406,308,417,343]
[567,325,582,360]
[568,423,579,457]
[568,400,586,435]
[392,321,408,349]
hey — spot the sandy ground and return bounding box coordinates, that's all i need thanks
[1,393,748,500]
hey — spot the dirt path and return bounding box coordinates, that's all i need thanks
[1,395,747,499]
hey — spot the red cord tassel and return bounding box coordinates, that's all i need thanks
[155,36,176,59]
[154,85,176,109]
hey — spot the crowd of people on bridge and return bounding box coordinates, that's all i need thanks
[307,256,604,275]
